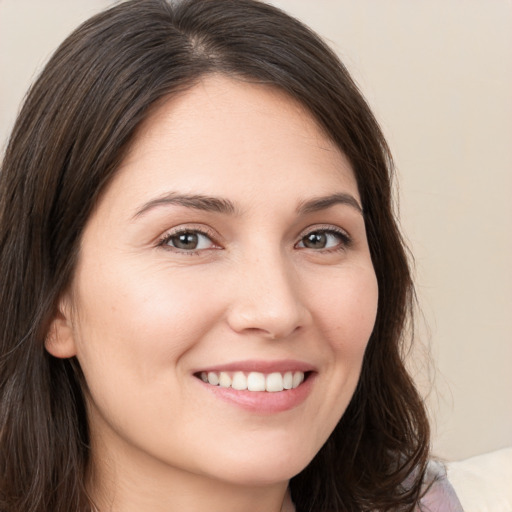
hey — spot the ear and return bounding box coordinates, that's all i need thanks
[45,296,78,359]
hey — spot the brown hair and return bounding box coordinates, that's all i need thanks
[0,1,429,510]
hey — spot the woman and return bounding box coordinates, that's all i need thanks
[0,1,463,511]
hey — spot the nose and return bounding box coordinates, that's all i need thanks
[226,252,311,340]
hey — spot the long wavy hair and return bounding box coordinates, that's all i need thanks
[0,1,429,510]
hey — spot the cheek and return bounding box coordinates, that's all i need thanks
[316,265,379,354]
[70,261,222,387]
[68,264,226,456]
[297,265,378,448]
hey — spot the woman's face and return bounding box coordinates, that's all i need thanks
[49,76,378,490]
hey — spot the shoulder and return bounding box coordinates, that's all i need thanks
[419,460,464,512]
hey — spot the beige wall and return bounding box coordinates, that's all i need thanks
[1,0,511,461]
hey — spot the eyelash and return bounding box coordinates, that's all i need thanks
[157,227,220,255]
[296,226,352,252]
[157,225,352,254]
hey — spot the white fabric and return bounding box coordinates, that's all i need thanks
[446,447,512,512]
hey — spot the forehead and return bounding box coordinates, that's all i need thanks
[98,75,359,217]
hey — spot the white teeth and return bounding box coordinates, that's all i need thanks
[266,372,284,392]
[201,370,306,392]
[207,372,219,386]
[232,371,248,390]
[283,371,293,389]
[247,372,266,391]
[219,371,231,388]
[292,371,304,389]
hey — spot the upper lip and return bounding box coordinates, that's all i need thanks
[193,359,317,374]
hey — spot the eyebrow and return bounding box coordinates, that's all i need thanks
[133,192,238,219]
[296,193,363,215]
[132,191,362,220]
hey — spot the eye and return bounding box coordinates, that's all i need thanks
[160,230,216,251]
[296,229,350,251]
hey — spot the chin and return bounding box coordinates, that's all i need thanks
[202,439,317,486]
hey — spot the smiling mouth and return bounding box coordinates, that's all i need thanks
[195,370,310,392]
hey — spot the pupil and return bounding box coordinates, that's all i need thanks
[304,232,326,248]
[175,232,198,249]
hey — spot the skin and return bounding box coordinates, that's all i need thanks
[47,75,379,512]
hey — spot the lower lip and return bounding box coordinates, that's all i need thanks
[196,373,315,414]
